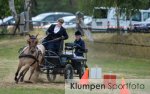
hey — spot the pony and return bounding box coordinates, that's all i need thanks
[14,34,45,83]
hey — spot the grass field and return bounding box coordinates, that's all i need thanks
[0,88,64,94]
[0,29,150,93]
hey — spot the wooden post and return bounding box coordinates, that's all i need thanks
[24,0,32,32]
[20,12,25,34]
[76,11,94,42]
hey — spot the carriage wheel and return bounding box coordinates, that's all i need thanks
[64,64,73,82]
[79,63,87,79]
[47,70,56,82]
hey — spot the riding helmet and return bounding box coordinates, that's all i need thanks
[75,30,81,36]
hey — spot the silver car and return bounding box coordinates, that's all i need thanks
[32,12,74,26]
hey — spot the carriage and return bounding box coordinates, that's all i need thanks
[40,43,88,82]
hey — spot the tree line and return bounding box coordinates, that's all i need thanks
[1,0,150,19]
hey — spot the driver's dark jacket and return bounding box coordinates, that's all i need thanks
[74,38,85,56]
[45,24,68,41]
[43,24,68,54]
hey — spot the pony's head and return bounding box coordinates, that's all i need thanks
[27,34,39,54]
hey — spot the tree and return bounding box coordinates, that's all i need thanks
[33,0,77,15]
[0,0,10,33]
[0,0,10,20]
[24,0,33,32]
[9,0,21,34]
[8,0,35,34]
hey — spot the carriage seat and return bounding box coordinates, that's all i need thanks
[71,56,87,62]
[61,52,74,58]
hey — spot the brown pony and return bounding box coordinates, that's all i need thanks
[14,34,45,83]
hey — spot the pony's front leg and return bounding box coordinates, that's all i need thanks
[17,65,30,83]
[14,63,22,83]
[20,67,29,82]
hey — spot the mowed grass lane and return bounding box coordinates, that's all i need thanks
[0,36,25,79]
[0,88,64,94]
[87,42,150,78]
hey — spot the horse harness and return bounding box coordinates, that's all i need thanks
[19,47,42,66]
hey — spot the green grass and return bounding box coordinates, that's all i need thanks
[0,36,25,79]
[0,88,64,94]
[0,30,150,93]
[87,42,150,78]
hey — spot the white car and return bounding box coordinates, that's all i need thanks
[146,18,150,21]
[63,16,92,29]
[62,16,76,29]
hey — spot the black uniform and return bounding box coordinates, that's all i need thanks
[74,38,85,56]
[43,24,68,54]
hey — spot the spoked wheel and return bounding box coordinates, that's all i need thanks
[47,70,56,82]
[64,64,73,82]
[79,64,87,79]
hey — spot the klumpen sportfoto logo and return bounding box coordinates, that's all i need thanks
[69,82,145,91]
[65,79,150,94]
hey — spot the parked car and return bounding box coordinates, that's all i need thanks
[145,18,150,29]
[62,16,92,28]
[133,17,150,32]
[32,12,74,26]
[43,15,92,29]
[62,16,76,29]
[0,19,2,24]
[0,16,15,26]
[62,16,92,29]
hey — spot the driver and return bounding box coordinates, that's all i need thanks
[42,18,68,54]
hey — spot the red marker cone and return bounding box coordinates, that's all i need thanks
[79,68,89,85]
[120,78,130,94]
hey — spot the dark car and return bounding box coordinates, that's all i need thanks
[133,17,150,32]
[147,23,150,29]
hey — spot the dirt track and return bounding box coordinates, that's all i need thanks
[0,81,65,89]
[0,74,65,89]
[0,60,65,89]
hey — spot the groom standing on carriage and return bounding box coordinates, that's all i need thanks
[42,18,69,55]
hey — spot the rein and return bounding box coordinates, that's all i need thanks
[41,37,61,44]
